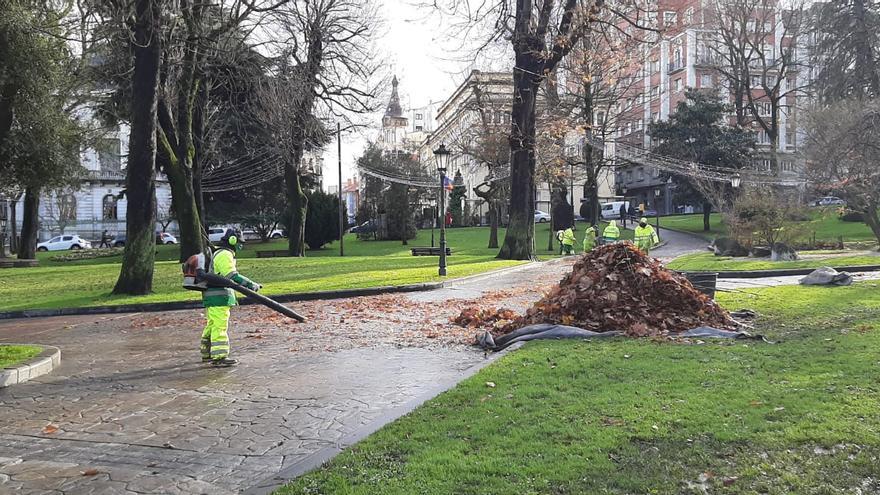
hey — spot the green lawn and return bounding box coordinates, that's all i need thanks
[667,251,880,271]
[3,224,625,312]
[659,209,878,244]
[277,282,880,495]
[0,344,41,368]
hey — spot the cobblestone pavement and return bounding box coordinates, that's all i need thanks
[0,259,575,495]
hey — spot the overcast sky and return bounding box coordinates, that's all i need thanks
[322,0,500,191]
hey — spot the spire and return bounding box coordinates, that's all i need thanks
[385,75,403,117]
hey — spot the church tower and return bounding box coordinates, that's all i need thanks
[378,76,409,157]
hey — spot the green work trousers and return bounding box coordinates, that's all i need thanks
[201,306,231,360]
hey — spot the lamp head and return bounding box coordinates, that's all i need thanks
[433,143,450,174]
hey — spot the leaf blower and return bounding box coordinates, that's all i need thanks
[182,251,305,322]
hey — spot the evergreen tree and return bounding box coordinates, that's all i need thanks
[648,89,754,231]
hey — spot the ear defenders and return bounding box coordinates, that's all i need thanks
[227,234,238,246]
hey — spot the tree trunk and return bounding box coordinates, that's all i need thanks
[498,58,539,260]
[17,187,39,259]
[487,200,499,248]
[113,0,161,295]
[166,163,202,261]
[10,194,18,254]
[402,187,408,245]
[285,163,307,256]
[192,82,208,227]
[702,201,712,231]
[864,206,880,250]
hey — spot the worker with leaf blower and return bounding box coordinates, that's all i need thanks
[200,229,261,367]
[634,217,660,254]
[182,229,305,367]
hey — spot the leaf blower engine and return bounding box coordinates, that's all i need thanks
[181,250,305,322]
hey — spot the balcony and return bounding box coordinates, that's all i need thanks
[694,53,718,66]
[88,169,126,181]
[667,59,686,74]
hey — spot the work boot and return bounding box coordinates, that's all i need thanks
[201,357,212,362]
[211,357,237,367]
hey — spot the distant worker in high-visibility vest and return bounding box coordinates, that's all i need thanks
[583,224,598,253]
[561,225,576,255]
[201,229,262,367]
[603,220,620,243]
[634,217,660,254]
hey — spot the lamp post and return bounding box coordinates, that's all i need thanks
[430,197,436,248]
[433,143,450,276]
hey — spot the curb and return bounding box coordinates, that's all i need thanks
[684,264,880,279]
[243,342,525,495]
[0,283,444,321]
[0,345,61,387]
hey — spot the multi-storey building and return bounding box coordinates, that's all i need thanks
[421,69,616,225]
[613,0,807,214]
[3,110,174,243]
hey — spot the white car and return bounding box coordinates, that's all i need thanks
[811,196,846,207]
[37,235,92,251]
[534,210,551,223]
[157,232,178,244]
[207,228,227,242]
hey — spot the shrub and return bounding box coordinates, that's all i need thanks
[839,209,865,222]
[50,248,124,262]
[304,190,342,250]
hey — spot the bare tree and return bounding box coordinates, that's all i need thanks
[253,0,382,256]
[803,100,880,246]
[709,0,810,171]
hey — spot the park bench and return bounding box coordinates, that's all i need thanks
[410,247,452,256]
[0,259,38,268]
[255,250,290,258]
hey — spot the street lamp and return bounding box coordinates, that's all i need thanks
[730,172,742,189]
[433,143,451,276]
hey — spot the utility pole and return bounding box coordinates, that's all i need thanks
[337,122,344,257]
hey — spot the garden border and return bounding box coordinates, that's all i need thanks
[685,264,880,279]
[0,345,61,387]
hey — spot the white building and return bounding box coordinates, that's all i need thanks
[5,112,174,242]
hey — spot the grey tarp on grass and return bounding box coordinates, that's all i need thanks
[479,324,762,351]
[799,267,854,286]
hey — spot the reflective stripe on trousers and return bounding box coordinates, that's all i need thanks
[201,306,232,360]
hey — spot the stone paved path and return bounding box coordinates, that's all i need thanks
[0,259,575,495]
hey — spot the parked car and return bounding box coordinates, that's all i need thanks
[112,234,126,247]
[350,220,377,234]
[37,235,92,251]
[242,229,284,241]
[810,196,846,207]
[207,227,227,242]
[534,210,551,223]
[600,201,631,220]
[157,232,177,244]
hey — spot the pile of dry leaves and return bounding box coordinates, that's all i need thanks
[455,242,736,338]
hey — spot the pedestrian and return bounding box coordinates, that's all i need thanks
[634,217,660,255]
[561,225,576,255]
[99,230,110,248]
[445,211,453,228]
[628,203,636,220]
[603,220,620,243]
[583,224,598,253]
[201,229,262,367]
[619,203,627,228]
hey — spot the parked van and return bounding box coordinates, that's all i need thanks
[600,201,631,220]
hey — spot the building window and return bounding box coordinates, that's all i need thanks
[781,160,794,172]
[637,118,644,130]
[637,168,644,181]
[415,125,423,131]
[754,159,772,171]
[701,74,712,87]
[675,78,683,92]
[652,112,660,122]
[684,7,694,24]
[663,11,677,25]
[415,113,423,120]
[102,194,118,220]
[751,75,763,87]
[626,170,633,182]
[595,111,606,126]
[757,130,772,145]
[97,138,121,172]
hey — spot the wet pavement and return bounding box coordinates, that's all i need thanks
[0,258,575,495]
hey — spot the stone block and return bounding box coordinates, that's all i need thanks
[0,370,17,387]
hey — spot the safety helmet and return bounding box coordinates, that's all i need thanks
[639,217,648,226]
[220,228,243,252]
